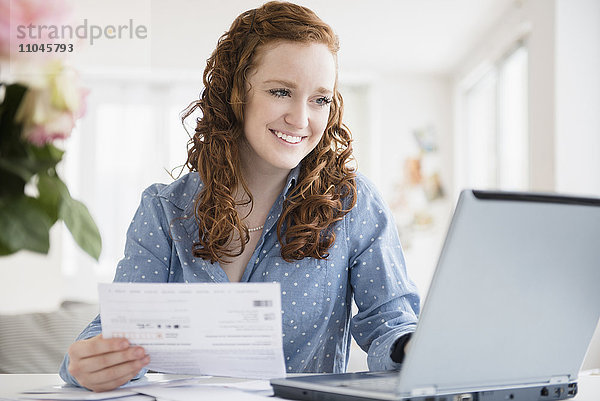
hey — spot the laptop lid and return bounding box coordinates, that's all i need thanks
[396,190,600,396]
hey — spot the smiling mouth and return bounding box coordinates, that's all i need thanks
[270,129,303,144]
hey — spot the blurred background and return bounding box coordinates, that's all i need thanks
[0,0,599,372]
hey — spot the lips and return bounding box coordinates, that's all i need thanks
[270,129,304,144]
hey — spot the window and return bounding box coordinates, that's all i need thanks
[457,43,529,191]
[61,76,200,293]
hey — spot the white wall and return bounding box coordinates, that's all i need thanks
[0,227,65,312]
[526,0,600,196]
[518,0,600,196]
[555,0,600,196]
[526,0,556,192]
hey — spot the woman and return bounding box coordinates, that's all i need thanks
[60,1,420,392]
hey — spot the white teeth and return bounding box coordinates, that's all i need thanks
[273,130,302,144]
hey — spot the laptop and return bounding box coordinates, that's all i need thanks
[271,189,600,401]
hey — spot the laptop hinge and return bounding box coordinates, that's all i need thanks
[549,375,570,384]
[410,386,437,396]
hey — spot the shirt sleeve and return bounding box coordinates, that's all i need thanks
[58,314,102,386]
[113,183,173,284]
[59,184,171,386]
[346,175,421,371]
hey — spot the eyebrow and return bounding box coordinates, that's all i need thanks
[263,79,333,95]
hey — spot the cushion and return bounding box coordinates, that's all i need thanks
[0,301,98,373]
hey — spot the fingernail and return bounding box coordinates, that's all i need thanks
[143,355,151,363]
[135,348,144,357]
[120,341,129,349]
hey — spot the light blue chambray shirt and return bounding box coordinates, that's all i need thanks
[60,165,420,386]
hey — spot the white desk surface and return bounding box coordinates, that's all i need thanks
[0,373,599,400]
[0,374,271,400]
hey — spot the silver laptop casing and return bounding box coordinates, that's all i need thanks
[396,190,600,397]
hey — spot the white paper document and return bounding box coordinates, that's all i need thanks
[98,282,286,379]
[135,384,273,401]
[20,377,273,401]
[20,386,149,401]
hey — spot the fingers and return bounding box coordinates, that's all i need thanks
[68,334,128,360]
[80,355,151,392]
[68,335,151,392]
[77,343,147,374]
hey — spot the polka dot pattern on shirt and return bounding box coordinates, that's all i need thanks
[79,168,419,378]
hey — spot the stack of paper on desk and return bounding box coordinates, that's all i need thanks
[135,378,275,400]
[20,377,275,401]
[20,385,149,400]
[98,282,286,379]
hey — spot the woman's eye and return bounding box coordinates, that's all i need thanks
[269,88,291,98]
[316,96,332,107]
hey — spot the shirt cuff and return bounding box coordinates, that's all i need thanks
[390,333,413,363]
[366,325,416,371]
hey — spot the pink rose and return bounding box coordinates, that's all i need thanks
[0,0,71,60]
[14,60,88,146]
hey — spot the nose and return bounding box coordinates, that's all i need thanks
[284,99,309,129]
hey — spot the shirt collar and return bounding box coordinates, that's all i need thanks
[157,172,201,212]
[284,163,301,196]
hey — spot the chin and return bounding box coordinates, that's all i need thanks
[275,161,301,171]
[265,156,303,171]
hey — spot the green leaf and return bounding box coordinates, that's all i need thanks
[0,84,28,155]
[59,196,102,261]
[0,169,26,198]
[0,238,16,256]
[0,144,64,183]
[0,196,52,254]
[28,143,64,165]
[0,157,36,182]
[37,172,62,224]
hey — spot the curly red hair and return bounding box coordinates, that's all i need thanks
[182,1,357,263]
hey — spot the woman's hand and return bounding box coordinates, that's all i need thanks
[67,334,150,392]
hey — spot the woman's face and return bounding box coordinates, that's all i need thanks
[242,41,336,175]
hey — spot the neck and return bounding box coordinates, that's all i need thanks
[236,151,293,228]
[243,167,289,200]
[238,140,292,204]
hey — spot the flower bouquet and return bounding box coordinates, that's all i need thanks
[0,60,101,260]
